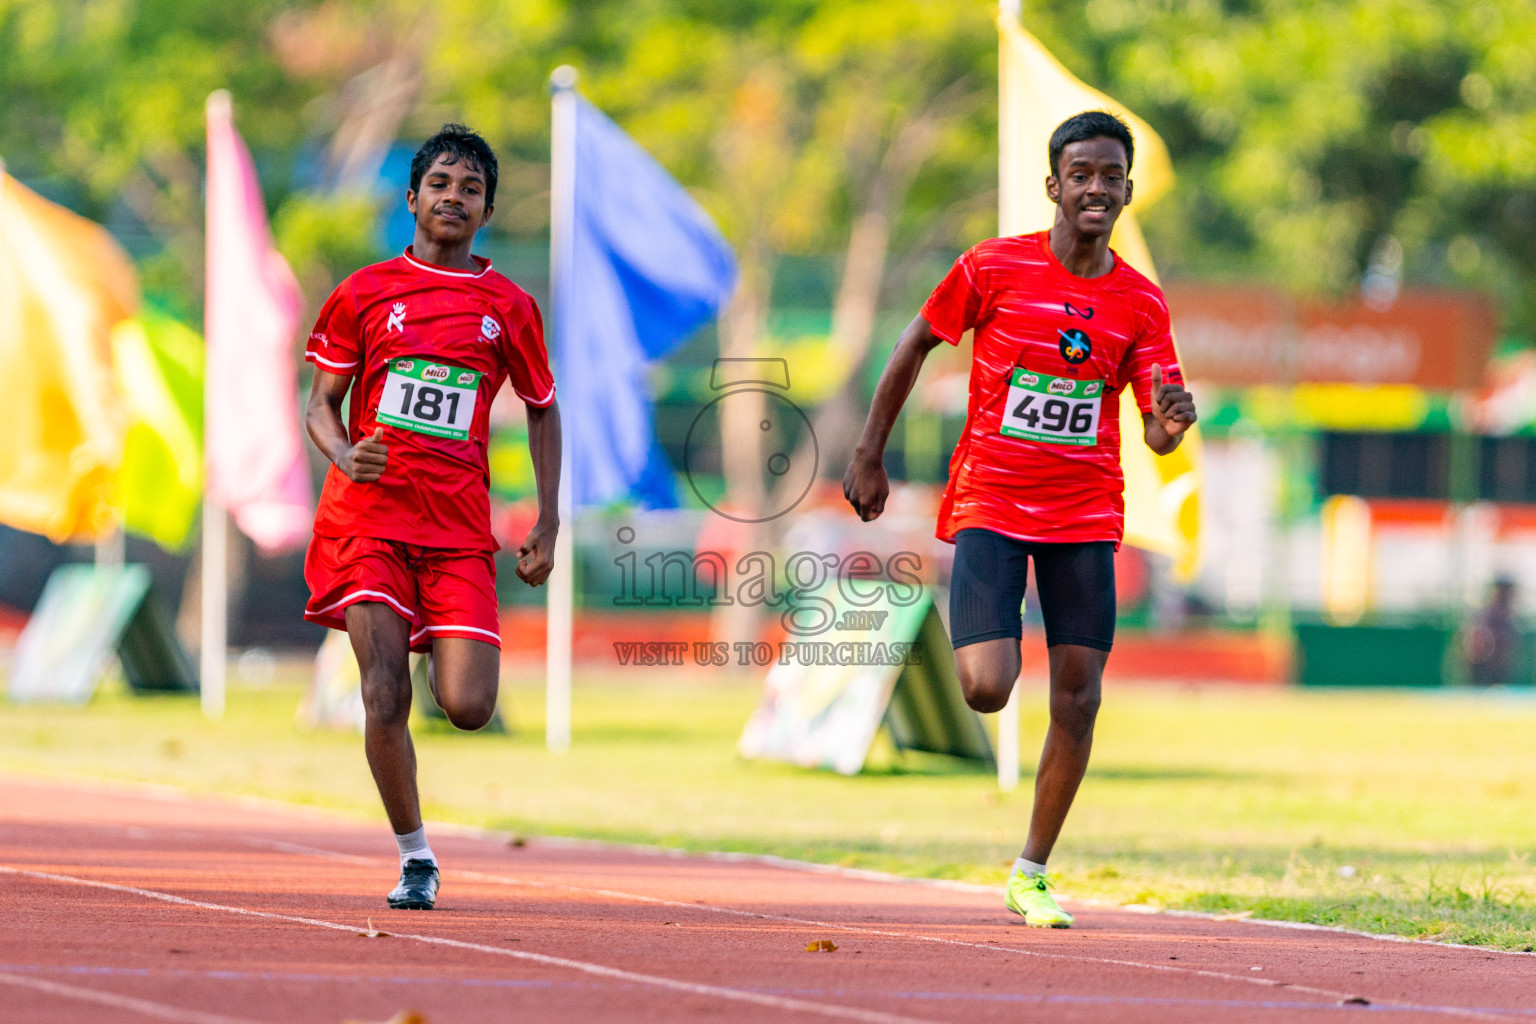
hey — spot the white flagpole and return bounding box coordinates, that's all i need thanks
[200,91,229,720]
[545,66,578,753]
[995,0,1022,792]
[199,499,227,719]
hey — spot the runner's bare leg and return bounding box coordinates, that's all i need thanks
[955,637,1105,863]
[953,636,1021,713]
[1023,643,1106,863]
[429,637,501,731]
[346,602,420,835]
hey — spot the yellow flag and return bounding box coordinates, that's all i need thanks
[0,169,139,541]
[998,13,1201,577]
[113,310,204,551]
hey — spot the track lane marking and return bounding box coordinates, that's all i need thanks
[0,970,267,1024]
[8,964,1536,1015]
[0,865,937,1024]
[238,837,1526,1023]
[9,821,1528,1022]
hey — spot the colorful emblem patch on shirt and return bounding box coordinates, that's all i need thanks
[1058,328,1092,364]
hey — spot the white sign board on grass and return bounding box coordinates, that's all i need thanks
[737,584,993,775]
[9,565,197,703]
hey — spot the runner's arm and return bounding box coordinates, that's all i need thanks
[305,369,389,482]
[1141,364,1197,456]
[517,398,562,586]
[843,315,946,522]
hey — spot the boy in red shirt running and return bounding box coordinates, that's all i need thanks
[844,111,1196,927]
[303,125,561,910]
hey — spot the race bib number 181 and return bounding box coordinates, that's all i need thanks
[999,368,1103,446]
[377,358,482,440]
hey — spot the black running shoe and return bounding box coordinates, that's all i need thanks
[387,858,440,910]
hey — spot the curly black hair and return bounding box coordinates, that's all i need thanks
[1048,111,1134,177]
[409,123,499,206]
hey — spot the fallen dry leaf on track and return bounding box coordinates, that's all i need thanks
[342,1013,425,1024]
[358,918,390,938]
[804,939,838,953]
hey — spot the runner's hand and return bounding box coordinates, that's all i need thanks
[843,452,889,523]
[1150,365,1197,438]
[338,427,389,483]
[517,520,557,587]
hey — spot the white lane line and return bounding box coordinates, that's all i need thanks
[25,774,1536,960]
[0,865,936,1024]
[13,821,1523,1023]
[236,837,1526,1023]
[0,970,266,1024]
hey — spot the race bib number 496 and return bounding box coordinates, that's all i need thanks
[999,368,1103,446]
[377,359,482,440]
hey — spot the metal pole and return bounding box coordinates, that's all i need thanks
[200,90,229,720]
[545,66,578,753]
[199,499,226,718]
[995,1,1022,792]
[94,529,124,567]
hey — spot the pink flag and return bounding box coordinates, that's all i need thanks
[204,90,312,553]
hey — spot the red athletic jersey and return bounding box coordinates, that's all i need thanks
[921,231,1181,545]
[306,247,555,550]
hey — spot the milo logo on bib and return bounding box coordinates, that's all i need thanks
[377,358,483,441]
[999,367,1104,447]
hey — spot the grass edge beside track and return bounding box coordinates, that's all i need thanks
[2,676,1534,952]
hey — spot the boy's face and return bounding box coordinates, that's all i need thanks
[1045,136,1132,239]
[407,153,493,245]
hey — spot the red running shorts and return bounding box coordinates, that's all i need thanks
[304,534,501,652]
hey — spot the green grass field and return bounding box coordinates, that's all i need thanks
[3,666,1534,951]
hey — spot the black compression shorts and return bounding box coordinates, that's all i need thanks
[949,528,1116,651]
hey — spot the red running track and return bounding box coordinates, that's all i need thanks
[0,778,1532,1024]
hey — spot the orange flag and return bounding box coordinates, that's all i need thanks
[0,167,139,541]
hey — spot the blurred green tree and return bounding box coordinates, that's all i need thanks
[6,0,1535,336]
[1041,0,1536,336]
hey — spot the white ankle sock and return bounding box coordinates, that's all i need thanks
[394,826,437,867]
[1013,857,1047,878]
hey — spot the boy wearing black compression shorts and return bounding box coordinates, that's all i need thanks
[843,111,1197,927]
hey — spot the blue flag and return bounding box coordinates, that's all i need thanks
[557,97,737,509]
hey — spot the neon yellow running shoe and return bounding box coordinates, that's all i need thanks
[1004,871,1073,928]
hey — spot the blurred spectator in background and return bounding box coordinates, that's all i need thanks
[1465,576,1520,687]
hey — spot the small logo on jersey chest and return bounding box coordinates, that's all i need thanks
[1058,328,1092,365]
[387,302,407,333]
[1064,302,1095,319]
[480,315,501,341]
